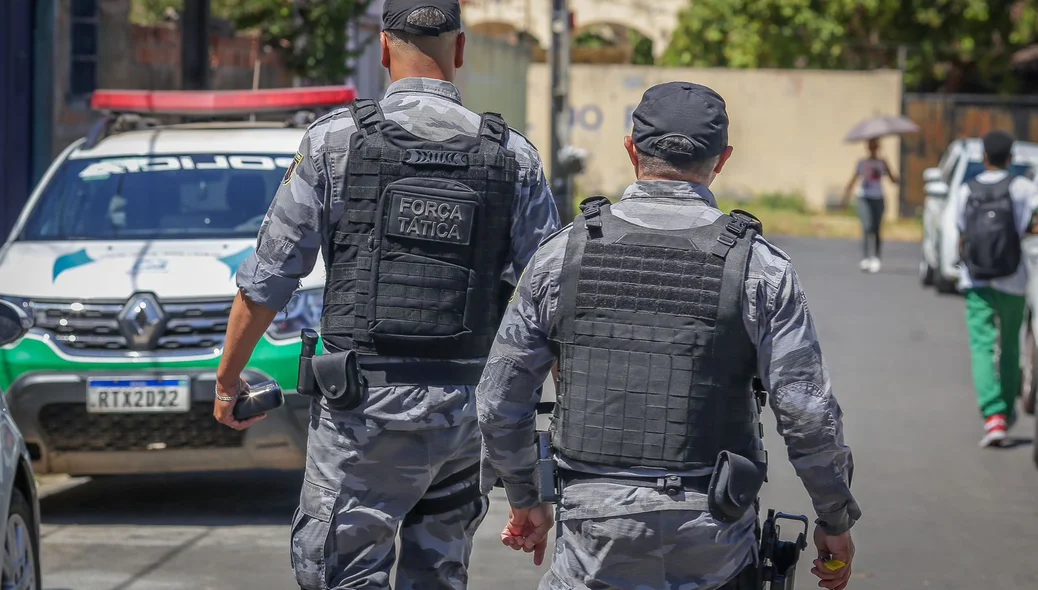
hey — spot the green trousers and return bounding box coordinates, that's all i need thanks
[965,287,1027,419]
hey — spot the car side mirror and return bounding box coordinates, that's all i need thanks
[0,300,33,347]
[925,180,950,198]
[923,167,943,183]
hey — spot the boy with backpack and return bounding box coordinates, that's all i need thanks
[958,130,1038,447]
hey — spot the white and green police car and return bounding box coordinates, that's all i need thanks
[0,88,351,476]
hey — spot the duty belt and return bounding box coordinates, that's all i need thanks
[557,468,712,497]
[357,359,486,387]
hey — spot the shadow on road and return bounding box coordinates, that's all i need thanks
[40,470,304,527]
[997,437,1034,450]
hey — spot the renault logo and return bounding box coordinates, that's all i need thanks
[118,293,166,350]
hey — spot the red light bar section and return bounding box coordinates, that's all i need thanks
[90,86,357,116]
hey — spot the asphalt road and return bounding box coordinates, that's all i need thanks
[38,237,1038,590]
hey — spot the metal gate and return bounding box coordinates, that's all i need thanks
[0,0,35,239]
[902,93,1038,214]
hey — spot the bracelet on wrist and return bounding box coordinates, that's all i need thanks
[214,381,239,403]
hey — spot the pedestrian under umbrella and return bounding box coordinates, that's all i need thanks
[841,137,900,274]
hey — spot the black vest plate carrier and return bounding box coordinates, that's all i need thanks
[320,100,517,384]
[550,199,762,471]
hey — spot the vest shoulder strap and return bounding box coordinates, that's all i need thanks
[729,208,764,235]
[349,99,385,136]
[478,112,509,147]
[578,196,612,237]
[710,212,758,259]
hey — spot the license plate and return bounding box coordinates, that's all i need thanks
[86,378,191,414]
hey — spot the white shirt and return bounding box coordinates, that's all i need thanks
[856,158,889,199]
[956,170,1038,295]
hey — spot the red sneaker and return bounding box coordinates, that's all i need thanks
[979,414,1008,448]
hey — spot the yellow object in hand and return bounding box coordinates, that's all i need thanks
[823,559,846,571]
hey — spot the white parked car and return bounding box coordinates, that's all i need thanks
[919,138,1038,293]
[0,88,351,477]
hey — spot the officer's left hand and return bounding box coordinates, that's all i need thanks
[811,526,854,590]
[213,377,267,431]
[501,504,554,566]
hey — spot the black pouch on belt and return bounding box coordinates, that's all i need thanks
[708,451,767,523]
[311,351,367,411]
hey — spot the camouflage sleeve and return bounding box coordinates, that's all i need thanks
[507,134,561,276]
[758,263,861,536]
[476,239,561,509]
[236,130,326,312]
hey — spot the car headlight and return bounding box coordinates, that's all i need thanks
[266,289,323,340]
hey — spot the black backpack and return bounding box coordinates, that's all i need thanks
[962,175,1020,280]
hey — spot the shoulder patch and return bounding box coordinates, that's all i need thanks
[282,152,304,185]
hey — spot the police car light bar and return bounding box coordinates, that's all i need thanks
[90,86,357,116]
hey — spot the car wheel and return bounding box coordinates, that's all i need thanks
[934,268,958,294]
[1034,417,1038,469]
[2,488,40,590]
[919,260,935,287]
[1024,321,1038,416]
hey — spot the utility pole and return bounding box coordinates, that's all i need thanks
[181,0,211,90]
[549,0,573,222]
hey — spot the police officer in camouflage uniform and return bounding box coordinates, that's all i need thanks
[476,82,861,590]
[212,1,560,587]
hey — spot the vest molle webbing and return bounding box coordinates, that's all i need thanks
[550,198,763,471]
[320,99,517,383]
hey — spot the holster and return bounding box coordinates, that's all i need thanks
[718,565,760,590]
[299,350,367,411]
[536,432,559,503]
[708,451,767,523]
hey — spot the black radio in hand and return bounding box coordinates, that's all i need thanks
[231,380,285,421]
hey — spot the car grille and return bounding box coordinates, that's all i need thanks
[37,403,245,452]
[32,298,232,354]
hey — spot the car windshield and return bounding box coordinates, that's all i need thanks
[18,153,294,241]
[962,160,1034,184]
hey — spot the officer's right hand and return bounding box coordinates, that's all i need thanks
[213,377,267,431]
[811,526,855,590]
[501,504,554,566]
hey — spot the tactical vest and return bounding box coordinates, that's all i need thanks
[320,99,517,383]
[550,198,763,471]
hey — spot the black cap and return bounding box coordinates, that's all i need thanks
[382,0,462,36]
[632,82,729,162]
[983,130,1014,166]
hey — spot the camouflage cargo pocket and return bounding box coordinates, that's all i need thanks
[290,479,337,590]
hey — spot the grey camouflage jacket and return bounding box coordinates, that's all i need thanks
[476,181,861,535]
[236,78,561,430]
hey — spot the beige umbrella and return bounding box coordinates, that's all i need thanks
[845,115,920,142]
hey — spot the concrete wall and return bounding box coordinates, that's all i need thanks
[526,64,905,216]
[456,34,532,133]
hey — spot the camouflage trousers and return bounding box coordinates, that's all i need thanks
[290,402,488,589]
[539,482,758,590]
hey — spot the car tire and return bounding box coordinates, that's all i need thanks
[2,488,41,590]
[920,260,935,287]
[1034,417,1038,469]
[934,269,958,294]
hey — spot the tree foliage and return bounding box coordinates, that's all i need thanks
[662,0,1038,93]
[131,0,376,84]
